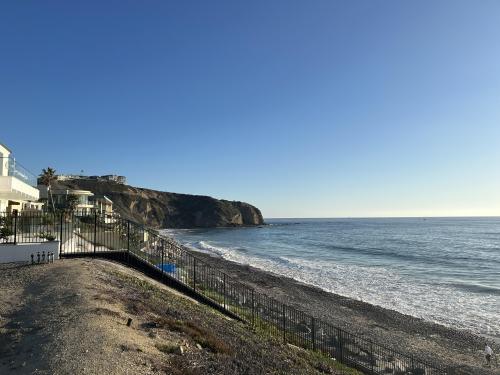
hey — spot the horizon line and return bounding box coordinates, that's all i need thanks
[264,215,500,220]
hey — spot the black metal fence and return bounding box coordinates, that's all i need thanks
[1,211,448,375]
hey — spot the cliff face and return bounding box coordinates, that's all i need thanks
[54,179,264,229]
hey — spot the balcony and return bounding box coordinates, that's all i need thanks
[1,157,37,187]
[0,157,39,201]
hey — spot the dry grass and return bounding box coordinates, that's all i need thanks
[154,342,178,354]
[153,317,233,355]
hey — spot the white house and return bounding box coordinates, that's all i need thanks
[38,186,94,214]
[0,143,56,264]
[0,143,41,213]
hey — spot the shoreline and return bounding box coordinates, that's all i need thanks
[187,248,499,374]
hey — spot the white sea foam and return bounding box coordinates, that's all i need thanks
[180,238,500,340]
[161,224,500,341]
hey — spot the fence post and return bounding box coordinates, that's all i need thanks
[337,328,343,363]
[311,317,316,351]
[193,257,196,291]
[13,211,17,244]
[93,211,97,256]
[251,289,255,326]
[370,341,374,374]
[223,273,226,309]
[59,212,63,255]
[127,221,130,264]
[282,304,286,343]
[161,240,165,280]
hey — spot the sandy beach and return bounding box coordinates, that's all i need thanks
[190,250,500,375]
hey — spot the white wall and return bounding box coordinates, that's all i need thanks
[0,176,40,201]
[0,144,10,159]
[0,242,59,263]
[0,144,11,178]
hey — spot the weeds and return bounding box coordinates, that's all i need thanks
[154,317,233,354]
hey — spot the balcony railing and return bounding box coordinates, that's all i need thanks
[0,157,38,187]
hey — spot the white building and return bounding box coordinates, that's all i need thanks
[38,186,94,214]
[0,143,40,213]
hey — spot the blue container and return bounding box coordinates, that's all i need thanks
[157,263,176,273]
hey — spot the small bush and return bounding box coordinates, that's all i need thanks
[155,343,178,354]
[39,232,56,241]
[155,318,232,354]
[0,226,13,241]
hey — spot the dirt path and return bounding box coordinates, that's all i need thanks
[0,260,164,374]
[0,259,359,375]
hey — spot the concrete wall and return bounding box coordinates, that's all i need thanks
[0,241,59,263]
[0,144,11,176]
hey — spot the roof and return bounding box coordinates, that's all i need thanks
[0,142,12,153]
[91,195,113,203]
[52,189,94,196]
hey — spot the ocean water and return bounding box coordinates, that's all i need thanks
[162,217,500,340]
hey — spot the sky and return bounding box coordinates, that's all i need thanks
[1,1,500,218]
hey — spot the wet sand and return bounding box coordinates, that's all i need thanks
[190,250,500,375]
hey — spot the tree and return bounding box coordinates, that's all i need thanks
[65,194,80,212]
[39,167,57,212]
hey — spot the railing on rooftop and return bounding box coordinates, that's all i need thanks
[0,157,38,187]
[0,211,449,375]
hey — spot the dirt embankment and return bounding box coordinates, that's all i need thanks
[0,259,358,375]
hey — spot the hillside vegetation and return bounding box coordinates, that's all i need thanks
[54,178,264,228]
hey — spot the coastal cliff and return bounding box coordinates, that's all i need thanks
[54,179,264,229]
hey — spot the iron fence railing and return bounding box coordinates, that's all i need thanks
[0,211,448,375]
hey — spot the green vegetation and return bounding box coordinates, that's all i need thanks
[155,342,179,354]
[39,231,56,241]
[106,268,360,375]
[0,216,13,241]
[154,317,233,354]
[0,226,13,241]
[65,194,80,212]
[39,167,57,212]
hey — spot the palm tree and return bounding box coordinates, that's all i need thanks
[39,167,57,212]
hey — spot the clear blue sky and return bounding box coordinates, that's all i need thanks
[1,1,500,218]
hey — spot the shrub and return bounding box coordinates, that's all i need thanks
[0,226,13,242]
[39,232,57,241]
[155,343,178,354]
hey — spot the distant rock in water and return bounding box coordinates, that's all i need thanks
[54,179,264,229]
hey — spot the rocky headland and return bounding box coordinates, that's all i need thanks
[53,179,264,229]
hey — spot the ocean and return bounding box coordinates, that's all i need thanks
[162,217,500,341]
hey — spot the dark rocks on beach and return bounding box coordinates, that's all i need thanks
[190,250,499,375]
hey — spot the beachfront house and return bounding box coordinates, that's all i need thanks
[0,143,58,263]
[89,194,117,223]
[101,175,127,184]
[90,195,113,215]
[56,174,127,185]
[38,187,95,215]
[0,143,41,214]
